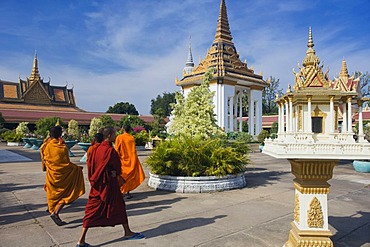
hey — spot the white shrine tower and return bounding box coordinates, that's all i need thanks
[176,0,268,136]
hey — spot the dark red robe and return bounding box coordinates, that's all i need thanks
[83,140,128,228]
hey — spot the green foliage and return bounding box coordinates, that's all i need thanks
[1,130,23,142]
[270,121,278,134]
[119,115,146,129]
[100,115,116,127]
[168,69,224,138]
[227,132,253,143]
[15,122,30,137]
[257,129,269,145]
[146,135,248,177]
[262,77,283,115]
[88,117,103,139]
[66,119,79,141]
[35,117,62,139]
[106,102,139,115]
[149,114,167,139]
[133,130,149,146]
[150,92,176,117]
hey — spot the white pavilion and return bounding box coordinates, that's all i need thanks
[263,28,370,247]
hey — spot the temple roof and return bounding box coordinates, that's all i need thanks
[177,0,267,88]
[0,54,77,107]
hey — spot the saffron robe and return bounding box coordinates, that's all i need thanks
[114,133,145,193]
[83,140,128,228]
[40,138,85,214]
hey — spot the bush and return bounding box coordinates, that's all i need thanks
[133,130,149,146]
[257,129,269,145]
[146,135,248,177]
[16,122,30,137]
[1,130,23,142]
[35,117,62,139]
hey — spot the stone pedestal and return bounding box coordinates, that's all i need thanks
[285,159,337,247]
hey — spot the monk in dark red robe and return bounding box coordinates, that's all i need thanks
[76,128,144,247]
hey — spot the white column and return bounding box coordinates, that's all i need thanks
[256,99,262,135]
[281,102,285,133]
[285,100,290,132]
[230,96,234,132]
[307,96,312,133]
[289,97,293,132]
[278,102,282,134]
[249,94,255,136]
[342,102,347,133]
[329,96,334,133]
[239,93,243,132]
[347,97,352,133]
[358,100,365,142]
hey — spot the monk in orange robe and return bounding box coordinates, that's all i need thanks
[114,125,145,198]
[40,126,85,226]
[76,127,144,247]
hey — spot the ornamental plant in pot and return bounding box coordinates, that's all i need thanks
[63,119,79,157]
[146,70,249,192]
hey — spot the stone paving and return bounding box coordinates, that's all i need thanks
[0,143,369,247]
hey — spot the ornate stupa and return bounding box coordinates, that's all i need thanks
[263,27,370,247]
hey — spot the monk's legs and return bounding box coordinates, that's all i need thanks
[53,203,65,215]
[122,223,135,237]
[77,227,89,246]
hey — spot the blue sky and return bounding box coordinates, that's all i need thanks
[1,0,369,115]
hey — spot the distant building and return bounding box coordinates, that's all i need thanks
[0,53,77,108]
[0,54,155,128]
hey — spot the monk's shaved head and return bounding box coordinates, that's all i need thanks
[50,126,62,138]
[103,127,115,140]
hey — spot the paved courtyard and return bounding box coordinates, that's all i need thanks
[0,143,369,247]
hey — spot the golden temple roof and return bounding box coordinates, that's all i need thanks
[177,0,266,88]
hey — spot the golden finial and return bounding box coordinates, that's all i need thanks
[308,27,314,48]
[260,71,263,76]
[340,59,349,78]
[275,93,279,100]
[55,118,60,126]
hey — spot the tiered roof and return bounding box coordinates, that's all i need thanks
[176,0,267,89]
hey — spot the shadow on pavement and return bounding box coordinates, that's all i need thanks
[330,211,370,246]
[245,170,291,188]
[98,215,227,246]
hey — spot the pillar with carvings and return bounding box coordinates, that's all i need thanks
[285,159,337,247]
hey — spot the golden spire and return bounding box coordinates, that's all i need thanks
[214,0,233,44]
[29,51,41,83]
[303,27,320,67]
[340,59,349,78]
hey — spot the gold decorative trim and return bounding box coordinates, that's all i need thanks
[307,197,324,228]
[286,222,333,247]
[294,193,300,223]
[294,182,330,194]
[298,106,303,131]
[289,159,337,183]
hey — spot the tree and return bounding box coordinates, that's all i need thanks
[355,71,370,97]
[100,115,116,127]
[35,117,63,138]
[168,69,224,138]
[262,77,283,115]
[150,92,176,117]
[88,117,103,138]
[119,115,146,129]
[106,102,139,115]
